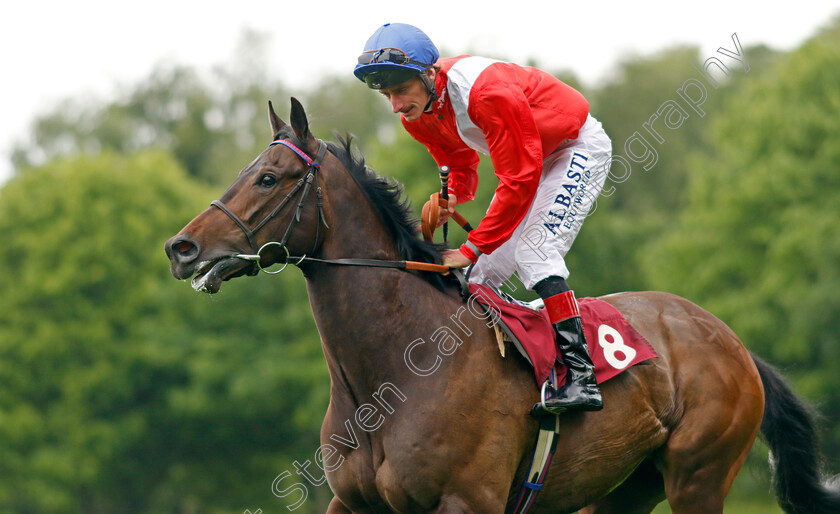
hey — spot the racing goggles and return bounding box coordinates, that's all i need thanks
[357,47,431,68]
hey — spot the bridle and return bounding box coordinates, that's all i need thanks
[209,138,328,274]
[209,138,452,276]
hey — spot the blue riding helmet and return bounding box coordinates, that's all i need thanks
[354,23,439,91]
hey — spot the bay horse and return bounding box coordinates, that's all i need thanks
[164,98,839,513]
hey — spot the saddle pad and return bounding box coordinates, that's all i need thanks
[468,284,658,385]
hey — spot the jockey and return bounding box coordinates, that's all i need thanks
[354,23,612,416]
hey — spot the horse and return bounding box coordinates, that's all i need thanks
[164,98,840,513]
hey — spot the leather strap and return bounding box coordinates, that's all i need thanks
[510,415,560,513]
[211,199,259,252]
[211,140,327,254]
[284,255,450,274]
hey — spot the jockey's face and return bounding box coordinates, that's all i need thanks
[379,71,434,122]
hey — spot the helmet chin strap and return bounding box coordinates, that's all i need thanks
[420,70,436,111]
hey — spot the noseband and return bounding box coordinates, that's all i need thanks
[210,139,329,272]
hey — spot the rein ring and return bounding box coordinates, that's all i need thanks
[256,242,291,274]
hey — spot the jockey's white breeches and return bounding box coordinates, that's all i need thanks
[469,114,612,290]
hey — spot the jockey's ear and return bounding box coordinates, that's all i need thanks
[289,97,313,144]
[268,101,286,138]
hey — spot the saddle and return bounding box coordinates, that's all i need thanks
[463,281,658,387]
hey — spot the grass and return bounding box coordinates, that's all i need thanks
[651,499,782,513]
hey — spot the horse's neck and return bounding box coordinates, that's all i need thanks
[314,161,403,264]
[303,167,429,400]
[304,266,437,418]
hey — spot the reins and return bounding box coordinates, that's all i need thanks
[234,241,452,274]
[213,138,470,276]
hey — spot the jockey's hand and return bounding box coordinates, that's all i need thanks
[442,248,472,269]
[436,194,457,228]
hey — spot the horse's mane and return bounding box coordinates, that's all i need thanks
[277,128,450,291]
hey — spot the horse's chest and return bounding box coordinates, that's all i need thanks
[327,446,426,512]
[322,415,441,512]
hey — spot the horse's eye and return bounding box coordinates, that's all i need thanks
[259,174,277,188]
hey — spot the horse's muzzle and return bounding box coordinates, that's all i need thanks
[165,235,201,279]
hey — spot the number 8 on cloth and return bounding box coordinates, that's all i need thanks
[564,297,658,386]
[598,323,637,370]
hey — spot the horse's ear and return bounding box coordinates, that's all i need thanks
[289,97,312,142]
[268,100,286,137]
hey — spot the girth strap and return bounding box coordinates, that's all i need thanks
[510,414,560,513]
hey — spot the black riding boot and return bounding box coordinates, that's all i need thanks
[532,280,603,417]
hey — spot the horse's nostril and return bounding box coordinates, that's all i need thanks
[174,240,196,256]
[166,236,199,264]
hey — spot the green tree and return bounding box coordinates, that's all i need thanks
[564,43,782,296]
[0,151,327,512]
[592,45,708,215]
[305,75,396,149]
[590,43,781,216]
[641,19,840,461]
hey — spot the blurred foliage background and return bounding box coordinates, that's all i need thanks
[1,18,838,514]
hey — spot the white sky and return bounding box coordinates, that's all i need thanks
[1,1,838,185]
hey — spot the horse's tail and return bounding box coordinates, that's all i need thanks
[751,352,840,514]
